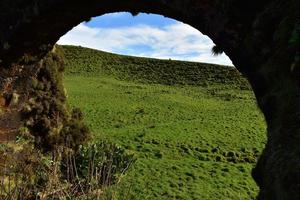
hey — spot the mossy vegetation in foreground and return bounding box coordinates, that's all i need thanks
[62,45,267,200]
[0,47,134,199]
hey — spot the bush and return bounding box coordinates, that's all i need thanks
[0,140,135,199]
[0,143,50,199]
[62,141,136,189]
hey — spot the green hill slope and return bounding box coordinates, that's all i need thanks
[61,45,266,200]
[61,45,250,89]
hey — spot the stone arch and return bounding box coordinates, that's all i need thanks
[0,0,262,68]
[0,1,299,199]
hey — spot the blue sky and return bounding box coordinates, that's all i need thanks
[57,12,233,66]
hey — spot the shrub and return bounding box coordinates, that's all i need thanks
[0,140,135,199]
[61,141,136,189]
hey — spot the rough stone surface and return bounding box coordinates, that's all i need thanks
[0,0,299,199]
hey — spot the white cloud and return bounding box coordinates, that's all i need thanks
[57,22,233,66]
[104,12,127,18]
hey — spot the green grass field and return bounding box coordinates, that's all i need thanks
[62,45,267,200]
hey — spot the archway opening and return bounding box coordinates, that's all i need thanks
[57,12,233,66]
[1,1,299,199]
[56,12,266,199]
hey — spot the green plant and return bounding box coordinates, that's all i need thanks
[59,107,90,150]
[0,140,135,199]
[62,141,136,188]
[212,45,224,56]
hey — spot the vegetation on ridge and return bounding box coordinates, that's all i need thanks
[62,45,250,89]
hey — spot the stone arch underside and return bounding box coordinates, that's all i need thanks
[0,0,299,199]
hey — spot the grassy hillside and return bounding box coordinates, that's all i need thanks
[61,45,266,200]
[62,45,250,89]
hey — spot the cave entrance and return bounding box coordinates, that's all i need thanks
[1,1,299,199]
[57,12,266,199]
